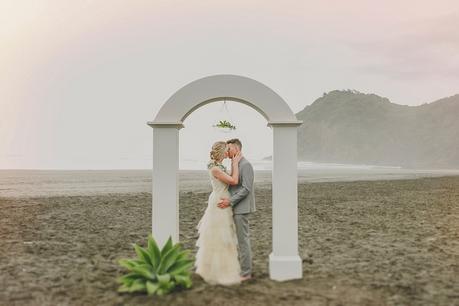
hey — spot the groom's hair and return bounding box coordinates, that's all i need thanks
[226,138,242,150]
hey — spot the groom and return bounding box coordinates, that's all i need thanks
[217,138,256,282]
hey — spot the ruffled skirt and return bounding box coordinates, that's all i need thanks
[195,190,241,285]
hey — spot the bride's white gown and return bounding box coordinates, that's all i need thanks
[194,165,241,285]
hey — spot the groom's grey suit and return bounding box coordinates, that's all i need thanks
[229,156,256,277]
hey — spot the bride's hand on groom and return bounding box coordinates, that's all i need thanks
[217,198,230,209]
[232,152,242,164]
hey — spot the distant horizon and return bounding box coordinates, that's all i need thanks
[2,89,458,170]
[2,159,459,172]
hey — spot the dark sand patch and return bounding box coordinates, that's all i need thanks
[1,177,458,305]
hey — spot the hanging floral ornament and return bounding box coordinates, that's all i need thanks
[212,99,237,133]
[213,120,236,130]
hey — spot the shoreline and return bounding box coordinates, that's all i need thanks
[1,168,459,198]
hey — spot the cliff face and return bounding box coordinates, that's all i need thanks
[295,90,459,169]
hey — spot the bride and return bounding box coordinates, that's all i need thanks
[195,141,243,285]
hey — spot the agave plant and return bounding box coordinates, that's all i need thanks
[117,234,194,296]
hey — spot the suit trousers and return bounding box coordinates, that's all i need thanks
[233,213,252,276]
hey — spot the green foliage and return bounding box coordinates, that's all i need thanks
[213,120,236,130]
[117,234,194,296]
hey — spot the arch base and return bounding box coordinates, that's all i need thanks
[269,253,303,281]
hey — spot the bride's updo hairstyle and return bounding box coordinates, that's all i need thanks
[210,141,227,162]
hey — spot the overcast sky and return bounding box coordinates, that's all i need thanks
[1,0,458,169]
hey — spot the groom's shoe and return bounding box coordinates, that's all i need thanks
[240,274,252,282]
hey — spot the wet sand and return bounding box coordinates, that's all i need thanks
[2,169,459,198]
[1,174,458,305]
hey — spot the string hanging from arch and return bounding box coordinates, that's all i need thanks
[212,98,237,134]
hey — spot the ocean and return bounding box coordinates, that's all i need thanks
[1,160,459,198]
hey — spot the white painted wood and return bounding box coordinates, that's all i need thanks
[152,126,180,248]
[149,74,303,281]
[151,74,302,125]
[269,125,303,280]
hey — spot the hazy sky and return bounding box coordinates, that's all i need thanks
[1,0,458,169]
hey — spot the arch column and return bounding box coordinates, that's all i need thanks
[268,122,303,281]
[148,121,184,247]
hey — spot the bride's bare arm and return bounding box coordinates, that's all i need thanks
[211,153,241,185]
[211,166,237,185]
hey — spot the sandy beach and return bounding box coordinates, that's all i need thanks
[1,172,458,305]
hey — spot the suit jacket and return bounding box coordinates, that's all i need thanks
[229,157,256,214]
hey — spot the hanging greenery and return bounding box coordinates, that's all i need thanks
[213,120,236,130]
[212,100,237,132]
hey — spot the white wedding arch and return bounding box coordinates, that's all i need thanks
[147,74,303,281]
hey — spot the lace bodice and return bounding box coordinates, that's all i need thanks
[207,161,230,194]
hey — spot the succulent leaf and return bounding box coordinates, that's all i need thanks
[118,234,194,296]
